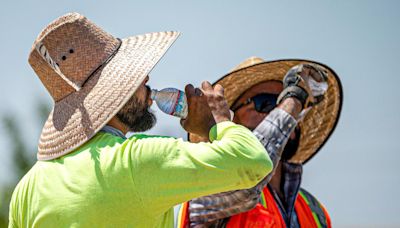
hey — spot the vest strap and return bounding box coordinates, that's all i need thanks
[178,187,330,228]
[298,188,328,228]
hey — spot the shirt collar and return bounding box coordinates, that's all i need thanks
[269,161,303,227]
[100,125,127,139]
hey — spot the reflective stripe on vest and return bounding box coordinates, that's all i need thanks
[298,188,329,228]
[177,202,189,228]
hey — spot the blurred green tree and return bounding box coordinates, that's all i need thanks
[0,101,50,227]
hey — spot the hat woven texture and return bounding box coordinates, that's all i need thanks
[189,57,343,164]
[29,13,179,160]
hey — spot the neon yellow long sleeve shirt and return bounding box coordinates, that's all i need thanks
[9,121,272,228]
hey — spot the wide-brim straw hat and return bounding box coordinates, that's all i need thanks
[189,57,342,164]
[29,13,179,160]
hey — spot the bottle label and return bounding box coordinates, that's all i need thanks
[171,90,188,118]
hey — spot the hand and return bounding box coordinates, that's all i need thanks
[279,63,329,108]
[180,81,231,138]
[290,63,329,105]
[202,81,231,124]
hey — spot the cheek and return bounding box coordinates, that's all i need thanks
[234,109,267,129]
[134,86,147,101]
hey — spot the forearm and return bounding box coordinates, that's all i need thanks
[253,106,298,186]
[277,97,302,119]
[187,100,300,226]
[206,121,273,189]
[132,121,272,211]
[254,97,301,184]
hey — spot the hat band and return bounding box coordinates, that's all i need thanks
[80,38,123,88]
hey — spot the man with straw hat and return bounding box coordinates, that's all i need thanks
[8,13,274,227]
[177,57,342,227]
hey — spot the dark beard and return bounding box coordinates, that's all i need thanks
[116,94,156,132]
[281,127,301,161]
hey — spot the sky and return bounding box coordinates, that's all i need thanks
[0,0,399,227]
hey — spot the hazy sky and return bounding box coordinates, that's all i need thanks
[1,0,399,227]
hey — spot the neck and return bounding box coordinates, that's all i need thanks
[270,161,284,199]
[107,117,129,135]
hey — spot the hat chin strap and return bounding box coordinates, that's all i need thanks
[35,38,123,92]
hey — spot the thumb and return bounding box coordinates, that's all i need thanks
[214,84,224,96]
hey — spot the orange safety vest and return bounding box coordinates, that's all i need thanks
[177,187,331,228]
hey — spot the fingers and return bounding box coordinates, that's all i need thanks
[315,65,328,81]
[214,84,224,96]
[185,84,195,98]
[201,81,213,91]
[304,64,328,82]
[304,64,320,81]
[202,81,225,97]
[186,83,209,97]
[187,81,225,98]
[194,88,203,96]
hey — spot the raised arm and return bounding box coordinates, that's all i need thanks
[185,63,330,226]
[126,81,273,215]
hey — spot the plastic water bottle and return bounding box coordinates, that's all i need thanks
[151,88,188,119]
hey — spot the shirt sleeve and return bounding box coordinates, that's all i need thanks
[8,193,18,228]
[187,108,298,226]
[125,121,272,215]
[253,108,297,185]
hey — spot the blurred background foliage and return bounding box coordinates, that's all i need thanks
[0,101,50,227]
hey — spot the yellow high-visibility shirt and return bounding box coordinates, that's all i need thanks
[9,121,272,228]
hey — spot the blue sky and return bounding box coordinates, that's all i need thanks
[0,0,399,226]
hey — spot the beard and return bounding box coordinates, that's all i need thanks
[116,92,156,132]
[281,127,301,161]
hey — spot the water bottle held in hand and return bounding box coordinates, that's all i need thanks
[151,88,188,119]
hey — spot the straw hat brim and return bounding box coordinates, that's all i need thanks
[37,31,179,160]
[189,59,343,164]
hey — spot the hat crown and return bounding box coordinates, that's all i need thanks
[29,13,120,101]
[230,56,265,72]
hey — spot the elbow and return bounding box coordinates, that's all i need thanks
[240,151,273,189]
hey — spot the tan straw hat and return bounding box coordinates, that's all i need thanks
[189,57,342,164]
[29,12,179,160]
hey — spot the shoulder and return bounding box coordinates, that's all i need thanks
[124,134,180,151]
[299,188,331,226]
[122,134,185,165]
[8,166,38,226]
[299,188,319,202]
[299,188,327,210]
